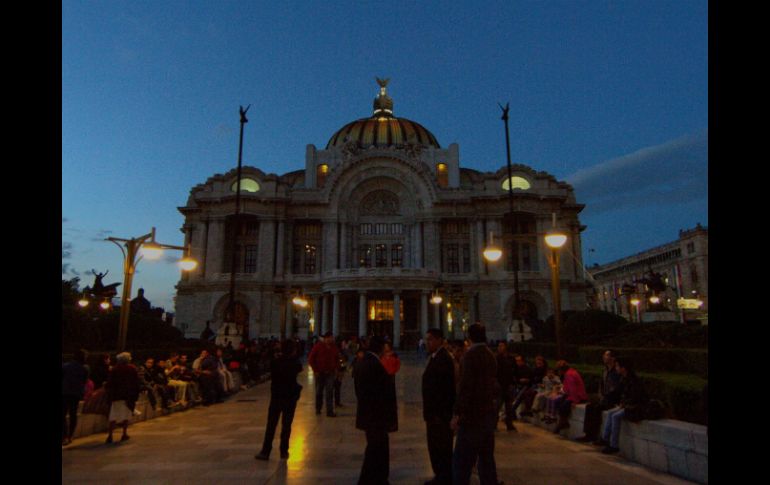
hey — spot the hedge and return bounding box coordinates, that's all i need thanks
[505,342,707,378]
[571,362,708,425]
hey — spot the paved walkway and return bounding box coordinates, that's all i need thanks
[62,353,697,484]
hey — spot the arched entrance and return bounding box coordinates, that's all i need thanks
[221,301,250,341]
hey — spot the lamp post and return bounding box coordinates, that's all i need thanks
[545,228,568,359]
[107,227,196,352]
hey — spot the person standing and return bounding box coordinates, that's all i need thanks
[308,332,340,417]
[105,352,140,444]
[62,349,90,446]
[354,336,397,485]
[495,342,516,431]
[451,323,502,485]
[422,329,455,485]
[255,339,303,461]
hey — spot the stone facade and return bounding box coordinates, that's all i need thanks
[589,224,708,324]
[174,84,589,347]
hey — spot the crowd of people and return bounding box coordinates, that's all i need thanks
[61,337,304,447]
[64,323,657,483]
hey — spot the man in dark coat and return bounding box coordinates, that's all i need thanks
[495,342,516,431]
[354,336,397,485]
[255,339,303,461]
[422,328,455,485]
[451,323,501,485]
[62,349,89,446]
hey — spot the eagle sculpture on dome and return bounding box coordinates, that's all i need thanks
[376,77,390,88]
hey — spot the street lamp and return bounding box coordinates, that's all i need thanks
[483,231,503,262]
[545,227,568,359]
[107,227,196,352]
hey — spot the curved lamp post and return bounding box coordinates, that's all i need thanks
[107,227,196,352]
[545,229,568,359]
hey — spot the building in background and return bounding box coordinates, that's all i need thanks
[174,81,590,346]
[589,224,708,324]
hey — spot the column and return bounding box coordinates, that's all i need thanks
[340,222,348,269]
[421,290,429,337]
[313,295,322,337]
[332,291,340,337]
[284,292,293,339]
[205,218,225,278]
[434,300,441,332]
[275,221,285,276]
[393,292,401,349]
[322,294,330,334]
[358,291,367,338]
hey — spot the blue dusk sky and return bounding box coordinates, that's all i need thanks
[62,1,708,312]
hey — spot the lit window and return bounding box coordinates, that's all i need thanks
[501,176,530,191]
[437,163,449,188]
[231,178,260,193]
[317,164,329,187]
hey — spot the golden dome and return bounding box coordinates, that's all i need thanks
[326,79,441,150]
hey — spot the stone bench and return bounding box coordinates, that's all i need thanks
[519,404,708,484]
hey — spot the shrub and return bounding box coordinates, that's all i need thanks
[563,310,628,344]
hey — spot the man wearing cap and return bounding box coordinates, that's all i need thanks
[308,331,340,417]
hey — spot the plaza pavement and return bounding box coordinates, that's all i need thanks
[62,353,698,485]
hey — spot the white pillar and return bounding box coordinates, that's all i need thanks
[332,291,340,337]
[421,290,429,336]
[285,292,293,339]
[393,292,401,349]
[434,301,440,332]
[359,291,367,338]
[275,221,285,276]
[313,295,322,337]
[322,294,330,334]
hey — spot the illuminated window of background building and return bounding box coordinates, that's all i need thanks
[437,163,448,188]
[367,299,404,321]
[316,164,329,187]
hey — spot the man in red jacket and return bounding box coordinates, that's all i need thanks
[308,332,340,417]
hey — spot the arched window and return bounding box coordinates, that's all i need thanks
[501,176,530,191]
[231,177,260,193]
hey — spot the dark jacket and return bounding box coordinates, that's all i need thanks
[514,362,533,387]
[496,353,515,387]
[454,343,499,425]
[270,355,303,400]
[354,351,397,432]
[531,364,547,387]
[62,361,89,398]
[600,366,622,407]
[619,371,648,422]
[422,346,456,422]
[106,363,140,407]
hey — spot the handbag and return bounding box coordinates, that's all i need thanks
[82,387,110,416]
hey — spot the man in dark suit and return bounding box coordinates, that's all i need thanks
[422,328,456,485]
[354,336,398,485]
[451,323,502,485]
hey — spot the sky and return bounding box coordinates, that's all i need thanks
[62,0,708,312]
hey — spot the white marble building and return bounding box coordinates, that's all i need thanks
[174,82,589,347]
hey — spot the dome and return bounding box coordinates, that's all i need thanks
[326,79,441,150]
